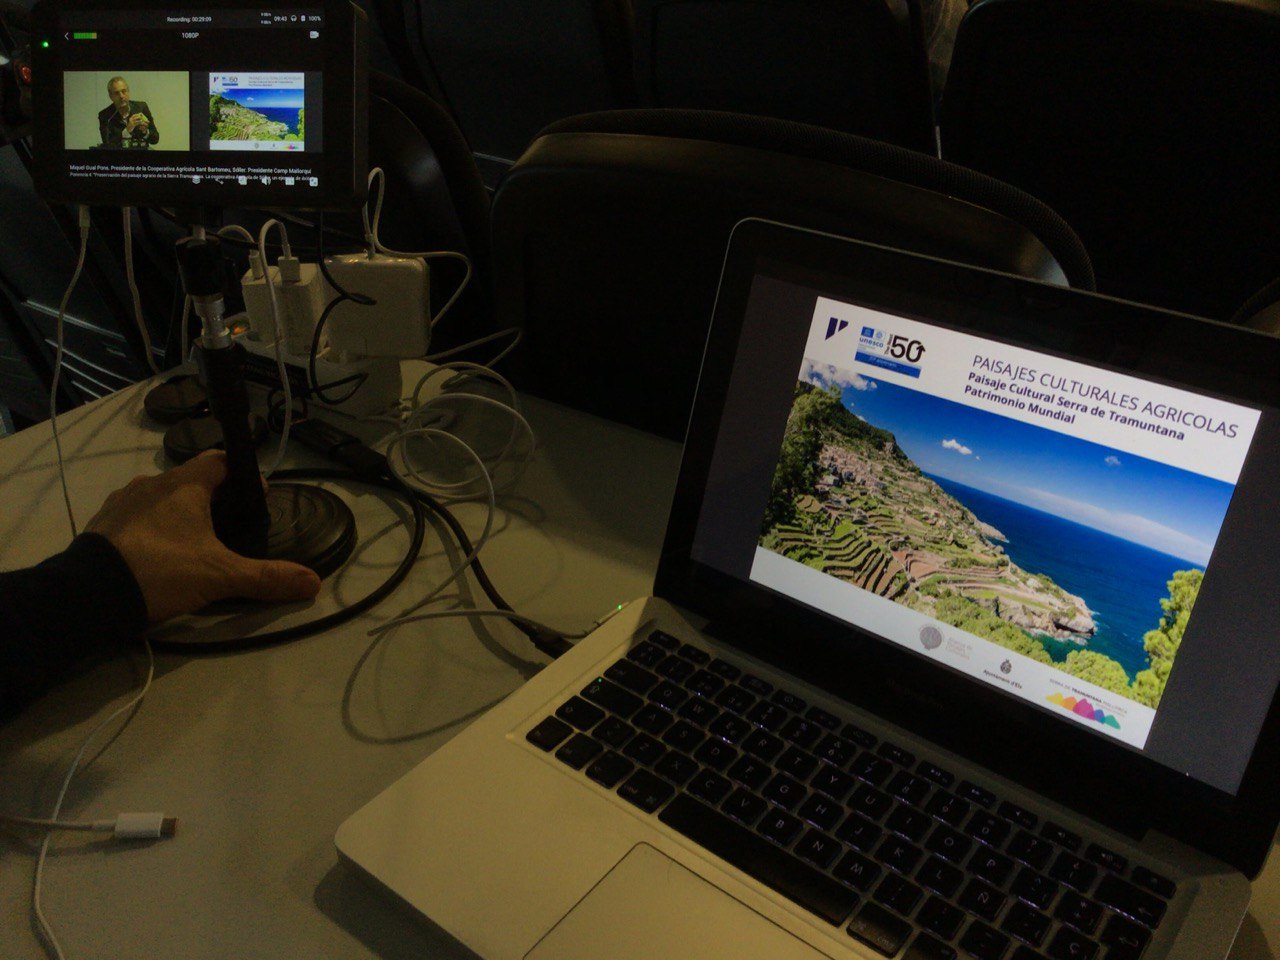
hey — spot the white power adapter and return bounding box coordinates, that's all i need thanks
[241,254,327,355]
[323,253,430,358]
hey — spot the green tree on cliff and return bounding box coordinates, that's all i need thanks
[1063,650,1133,696]
[1131,569,1201,708]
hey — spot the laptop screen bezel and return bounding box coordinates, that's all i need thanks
[656,218,1280,879]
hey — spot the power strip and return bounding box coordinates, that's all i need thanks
[236,334,402,418]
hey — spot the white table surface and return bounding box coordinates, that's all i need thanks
[0,377,1275,959]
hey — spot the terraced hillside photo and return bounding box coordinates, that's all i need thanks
[760,380,1096,660]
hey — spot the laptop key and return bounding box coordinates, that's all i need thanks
[1055,891,1102,934]
[836,812,883,852]
[585,751,634,788]
[1083,843,1127,875]
[555,696,605,730]
[925,824,973,864]
[847,901,911,956]
[1050,852,1099,893]
[1100,914,1151,958]
[715,685,757,714]
[1094,875,1165,928]
[797,794,843,831]
[659,794,859,925]
[959,920,1011,960]
[1011,866,1060,910]
[780,715,822,749]
[762,773,807,810]
[707,711,751,743]
[693,736,737,770]
[841,721,877,749]
[916,855,964,898]
[661,720,704,753]
[727,755,772,789]
[1045,925,1098,960]
[621,732,666,766]
[604,658,659,694]
[878,741,915,769]
[653,750,699,785]
[904,931,958,960]
[581,677,643,717]
[631,703,674,735]
[833,850,881,891]
[1129,865,1176,900]
[1008,829,1055,870]
[958,877,1006,922]
[722,787,769,826]
[1041,821,1083,852]
[777,746,820,780]
[740,673,773,696]
[686,768,732,803]
[851,752,894,787]
[924,789,971,827]
[525,716,573,751]
[811,764,857,802]
[794,828,842,869]
[616,769,674,812]
[970,847,1015,886]
[742,728,786,761]
[877,835,923,874]
[888,770,932,807]
[917,760,956,788]
[686,669,725,698]
[592,715,635,749]
[626,640,667,668]
[555,733,604,770]
[676,695,719,726]
[873,873,923,916]
[647,680,688,711]
[849,784,894,821]
[772,689,807,713]
[816,734,859,768]
[806,705,841,729]
[967,810,1013,847]
[676,643,710,665]
[956,780,997,808]
[648,629,680,650]
[746,700,789,731]
[707,657,741,680]
[999,800,1038,831]
[655,654,696,683]
[1002,900,1051,947]
[886,803,934,843]
[758,809,804,846]
[917,896,965,939]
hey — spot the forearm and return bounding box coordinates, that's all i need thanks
[0,533,148,721]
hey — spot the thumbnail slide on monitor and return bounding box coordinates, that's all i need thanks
[63,70,190,151]
[208,72,306,151]
[750,298,1259,749]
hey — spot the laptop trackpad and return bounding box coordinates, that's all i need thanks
[525,843,836,960]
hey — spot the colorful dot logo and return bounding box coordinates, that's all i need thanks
[1046,692,1121,730]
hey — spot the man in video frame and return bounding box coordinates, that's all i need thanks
[98,75,159,148]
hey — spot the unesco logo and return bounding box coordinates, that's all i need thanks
[919,626,943,651]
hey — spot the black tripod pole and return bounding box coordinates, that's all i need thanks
[177,229,270,558]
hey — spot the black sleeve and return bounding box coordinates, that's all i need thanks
[0,533,148,722]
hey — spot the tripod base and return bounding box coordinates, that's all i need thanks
[264,483,357,578]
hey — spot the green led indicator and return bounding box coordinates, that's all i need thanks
[41,40,50,48]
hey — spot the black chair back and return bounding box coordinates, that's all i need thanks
[940,0,1280,321]
[492,108,1093,438]
[632,0,936,153]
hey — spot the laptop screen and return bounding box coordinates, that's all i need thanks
[676,223,1280,811]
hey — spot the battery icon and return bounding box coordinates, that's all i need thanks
[72,31,97,39]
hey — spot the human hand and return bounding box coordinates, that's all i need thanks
[85,452,322,623]
[126,113,147,132]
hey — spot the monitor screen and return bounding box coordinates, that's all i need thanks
[31,0,368,209]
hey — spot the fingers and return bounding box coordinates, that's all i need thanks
[224,557,322,605]
[171,449,230,492]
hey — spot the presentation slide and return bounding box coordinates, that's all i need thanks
[751,298,1260,749]
[208,72,307,152]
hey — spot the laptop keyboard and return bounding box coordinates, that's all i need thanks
[524,630,1177,960]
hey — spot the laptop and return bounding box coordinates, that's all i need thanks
[337,219,1280,960]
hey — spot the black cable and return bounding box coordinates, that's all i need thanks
[393,477,573,658]
[147,467,426,654]
[309,210,377,405]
